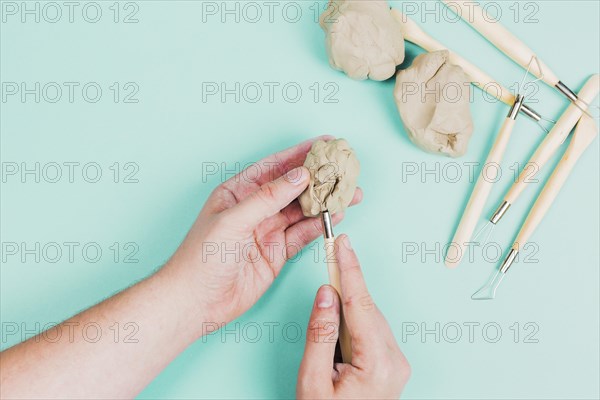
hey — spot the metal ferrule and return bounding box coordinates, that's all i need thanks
[556,81,578,103]
[520,104,541,122]
[507,94,525,120]
[500,248,519,273]
[321,210,334,239]
[490,201,511,225]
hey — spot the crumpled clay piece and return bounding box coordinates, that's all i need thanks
[394,50,474,157]
[319,0,405,81]
[299,139,360,217]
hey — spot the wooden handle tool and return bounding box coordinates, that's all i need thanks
[440,0,580,103]
[496,114,596,293]
[472,114,598,300]
[321,211,352,363]
[445,95,524,268]
[489,74,599,224]
[514,114,597,247]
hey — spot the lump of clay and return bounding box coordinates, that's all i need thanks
[319,0,405,81]
[299,139,360,217]
[394,50,474,157]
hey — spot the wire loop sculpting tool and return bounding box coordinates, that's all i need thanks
[472,113,598,299]
[446,58,544,267]
[446,94,524,267]
[488,74,599,226]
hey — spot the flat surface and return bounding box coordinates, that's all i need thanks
[1,1,599,398]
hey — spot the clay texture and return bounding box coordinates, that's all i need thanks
[319,0,405,81]
[299,139,360,217]
[394,50,474,157]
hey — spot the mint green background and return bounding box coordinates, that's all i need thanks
[1,1,598,398]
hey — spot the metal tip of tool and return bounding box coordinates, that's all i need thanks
[471,269,506,300]
[490,201,510,225]
[535,113,557,134]
[556,81,596,118]
[555,81,578,103]
[471,269,505,300]
[536,121,550,134]
[472,249,518,300]
[472,221,495,246]
[321,210,334,239]
[520,104,541,122]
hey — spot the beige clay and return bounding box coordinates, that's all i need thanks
[319,0,405,81]
[299,139,360,217]
[394,50,474,157]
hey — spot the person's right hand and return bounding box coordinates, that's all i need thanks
[297,234,411,399]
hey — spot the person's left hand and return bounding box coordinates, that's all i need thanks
[164,136,362,327]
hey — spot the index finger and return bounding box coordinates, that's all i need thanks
[221,135,334,201]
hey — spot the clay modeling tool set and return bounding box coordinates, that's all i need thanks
[318,1,598,301]
[446,61,541,268]
[429,1,599,298]
[485,75,599,228]
[472,113,598,299]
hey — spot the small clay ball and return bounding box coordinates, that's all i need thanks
[299,139,360,217]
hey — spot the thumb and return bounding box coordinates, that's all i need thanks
[297,285,339,392]
[227,166,309,231]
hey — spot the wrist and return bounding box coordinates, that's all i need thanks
[153,259,214,340]
[157,254,229,339]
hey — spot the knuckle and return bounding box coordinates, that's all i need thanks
[393,351,412,381]
[340,262,361,274]
[296,222,315,247]
[370,357,398,383]
[311,216,322,233]
[373,352,411,384]
[212,182,238,204]
[291,218,321,248]
[258,181,277,204]
[398,359,412,382]
[343,290,375,312]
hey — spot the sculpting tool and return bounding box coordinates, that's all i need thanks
[446,59,546,268]
[472,113,598,299]
[488,74,599,226]
[391,10,546,125]
[320,210,352,363]
[446,94,525,267]
[441,0,588,110]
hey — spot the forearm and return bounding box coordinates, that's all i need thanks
[0,262,206,399]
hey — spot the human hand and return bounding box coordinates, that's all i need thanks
[164,136,362,327]
[297,234,410,399]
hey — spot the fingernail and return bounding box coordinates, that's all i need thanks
[317,286,334,309]
[342,234,352,250]
[285,167,306,185]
